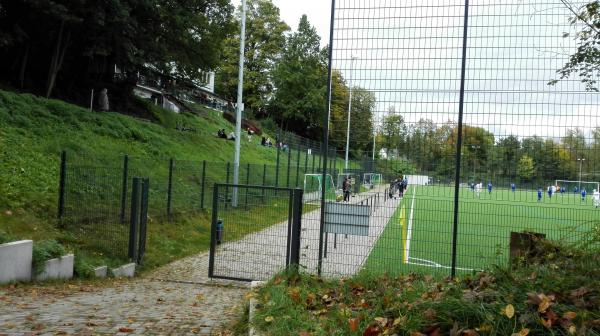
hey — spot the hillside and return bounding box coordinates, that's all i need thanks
[0,90,345,274]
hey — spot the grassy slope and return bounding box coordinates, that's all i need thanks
[253,237,600,336]
[0,90,347,273]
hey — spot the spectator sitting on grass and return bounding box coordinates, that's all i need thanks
[217,129,227,139]
[227,132,236,141]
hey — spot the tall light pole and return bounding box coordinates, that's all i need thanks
[232,0,247,207]
[344,55,358,170]
[372,117,376,161]
[578,158,585,191]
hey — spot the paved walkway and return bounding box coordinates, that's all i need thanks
[0,277,246,335]
[0,186,400,335]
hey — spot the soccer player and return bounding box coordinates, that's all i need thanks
[593,189,600,208]
[537,188,543,202]
[547,186,553,199]
[582,189,587,203]
[487,182,493,194]
[475,183,482,198]
[511,183,516,192]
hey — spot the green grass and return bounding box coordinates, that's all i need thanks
[0,89,351,275]
[253,239,600,336]
[364,185,600,277]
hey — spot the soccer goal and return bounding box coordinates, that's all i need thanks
[303,174,337,204]
[555,180,599,192]
[363,173,383,189]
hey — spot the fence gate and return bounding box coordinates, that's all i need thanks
[208,184,303,282]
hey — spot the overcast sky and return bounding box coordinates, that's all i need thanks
[247,0,331,45]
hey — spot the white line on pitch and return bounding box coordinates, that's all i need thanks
[405,188,416,263]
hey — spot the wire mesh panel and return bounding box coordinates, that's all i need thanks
[209,184,296,281]
[324,0,600,278]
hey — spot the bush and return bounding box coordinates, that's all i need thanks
[32,240,68,274]
[74,255,95,278]
[0,231,14,244]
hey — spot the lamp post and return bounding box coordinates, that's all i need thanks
[578,158,585,191]
[471,145,480,182]
[344,55,358,171]
[372,118,376,161]
[232,0,247,207]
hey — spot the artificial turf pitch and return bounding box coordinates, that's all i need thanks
[363,184,599,277]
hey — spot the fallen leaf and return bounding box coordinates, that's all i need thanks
[511,328,530,336]
[540,318,552,329]
[264,316,274,323]
[476,324,492,332]
[374,317,388,327]
[272,277,283,285]
[196,294,205,301]
[423,308,437,321]
[463,330,480,336]
[349,318,360,332]
[538,298,551,313]
[393,316,406,327]
[503,304,515,319]
[362,325,381,336]
[563,312,577,320]
[191,328,200,334]
[118,327,135,333]
[568,325,576,335]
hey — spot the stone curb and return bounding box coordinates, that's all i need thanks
[248,281,265,336]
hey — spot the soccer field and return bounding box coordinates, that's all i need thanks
[364,184,600,277]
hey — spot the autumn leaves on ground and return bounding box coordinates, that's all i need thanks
[252,235,600,336]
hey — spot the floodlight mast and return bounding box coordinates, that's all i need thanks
[577,158,585,191]
[345,55,358,170]
[232,0,247,207]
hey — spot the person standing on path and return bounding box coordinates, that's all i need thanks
[343,176,351,202]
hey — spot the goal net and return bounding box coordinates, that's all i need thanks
[555,180,599,192]
[363,173,383,189]
[303,174,337,204]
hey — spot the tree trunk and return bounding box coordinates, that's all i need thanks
[46,20,69,98]
[19,44,30,89]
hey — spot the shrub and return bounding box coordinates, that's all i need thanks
[32,240,68,274]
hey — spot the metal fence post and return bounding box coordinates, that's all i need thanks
[129,177,141,261]
[262,164,267,203]
[311,150,316,173]
[225,162,231,208]
[288,188,304,268]
[286,143,292,187]
[304,148,309,176]
[120,155,129,224]
[275,129,281,187]
[137,178,149,265]
[245,163,250,209]
[57,151,67,224]
[167,158,174,218]
[451,0,471,279]
[296,147,301,187]
[208,184,219,278]
[200,160,207,210]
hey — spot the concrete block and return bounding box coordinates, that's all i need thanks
[93,266,108,278]
[111,263,136,277]
[0,240,33,284]
[35,254,74,281]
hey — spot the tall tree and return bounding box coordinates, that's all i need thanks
[551,1,600,91]
[379,106,407,159]
[215,0,289,113]
[270,15,327,138]
[0,0,234,103]
[497,135,521,177]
